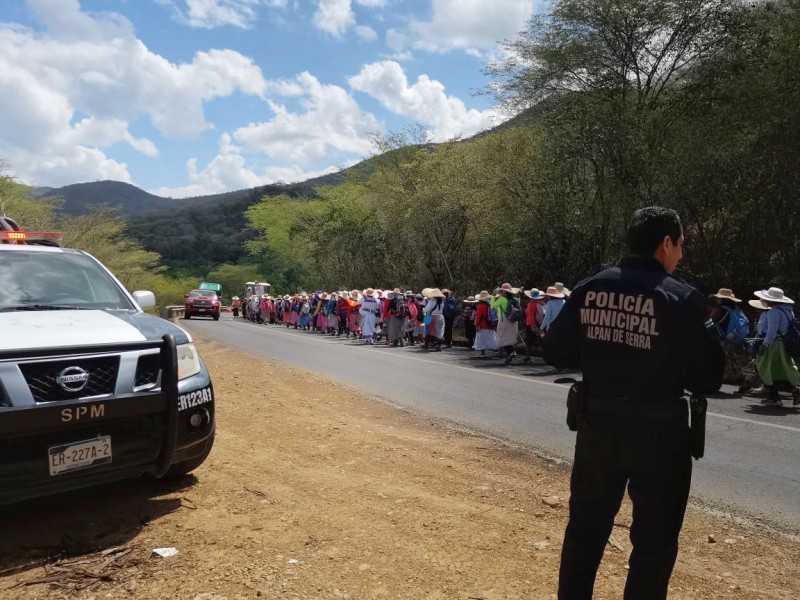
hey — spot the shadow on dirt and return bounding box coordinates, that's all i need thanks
[0,475,197,579]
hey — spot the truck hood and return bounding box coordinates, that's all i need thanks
[0,310,191,351]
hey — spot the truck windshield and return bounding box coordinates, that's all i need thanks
[0,251,135,311]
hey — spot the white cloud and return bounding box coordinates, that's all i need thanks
[312,0,384,38]
[313,0,355,37]
[349,61,503,141]
[233,72,380,163]
[387,0,539,55]
[0,0,266,186]
[157,0,287,29]
[356,25,378,41]
[150,133,342,198]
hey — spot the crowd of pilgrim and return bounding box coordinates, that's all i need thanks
[229,282,799,404]
[230,282,571,364]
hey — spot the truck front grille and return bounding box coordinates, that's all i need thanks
[19,356,120,403]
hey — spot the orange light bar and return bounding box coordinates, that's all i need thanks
[0,231,64,242]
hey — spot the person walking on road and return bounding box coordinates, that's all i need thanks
[492,283,521,364]
[752,287,800,406]
[423,288,445,351]
[359,288,381,345]
[442,289,458,348]
[540,285,566,335]
[523,288,545,362]
[542,206,724,600]
[472,291,496,356]
[462,296,478,349]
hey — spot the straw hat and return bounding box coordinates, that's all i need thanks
[499,282,520,295]
[463,295,478,303]
[543,286,565,299]
[477,290,491,302]
[754,287,794,305]
[524,288,542,300]
[710,288,741,303]
[394,288,402,295]
[421,287,432,298]
[748,299,769,310]
[232,296,239,300]
[404,290,414,297]
[428,288,445,298]
[364,288,375,297]
[350,289,360,299]
[442,288,452,295]
[320,292,329,300]
[553,282,571,297]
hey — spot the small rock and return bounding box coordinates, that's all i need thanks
[287,559,299,565]
[707,535,716,543]
[542,496,561,508]
[724,538,736,545]
[532,541,550,551]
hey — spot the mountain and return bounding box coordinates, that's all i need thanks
[31,113,528,272]
[31,169,350,218]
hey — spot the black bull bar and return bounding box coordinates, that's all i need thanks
[0,335,181,503]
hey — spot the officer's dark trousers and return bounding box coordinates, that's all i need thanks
[558,413,692,600]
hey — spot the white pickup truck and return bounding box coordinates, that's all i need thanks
[0,217,215,504]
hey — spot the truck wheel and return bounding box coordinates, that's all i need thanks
[184,313,191,320]
[213,314,220,321]
[163,429,214,479]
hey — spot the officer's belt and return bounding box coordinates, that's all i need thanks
[585,396,687,420]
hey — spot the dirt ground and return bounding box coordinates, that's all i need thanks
[1,334,798,599]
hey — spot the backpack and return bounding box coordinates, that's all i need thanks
[443,296,457,318]
[394,297,407,318]
[719,306,749,345]
[506,299,525,323]
[487,306,499,329]
[781,310,800,357]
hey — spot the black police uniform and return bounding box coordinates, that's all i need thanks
[542,256,724,600]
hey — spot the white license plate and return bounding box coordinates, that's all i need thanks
[48,436,112,476]
[199,308,206,312]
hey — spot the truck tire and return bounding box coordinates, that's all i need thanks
[184,313,191,320]
[213,314,220,321]
[163,428,215,479]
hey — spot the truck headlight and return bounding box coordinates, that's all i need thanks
[177,343,202,380]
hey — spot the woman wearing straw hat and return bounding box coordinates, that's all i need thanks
[523,288,545,362]
[708,288,750,388]
[461,295,478,349]
[422,288,446,350]
[752,287,800,405]
[540,285,566,335]
[472,291,496,356]
[359,288,381,345]
[491,283,521,364]
[231,296,240,319]
[347,290,362,338]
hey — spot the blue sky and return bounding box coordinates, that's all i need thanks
[0,0,542,197]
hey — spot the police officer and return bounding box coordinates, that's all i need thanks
[542,207,724,600]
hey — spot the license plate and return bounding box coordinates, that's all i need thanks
[48,436,112,476]
[199,308,206,312]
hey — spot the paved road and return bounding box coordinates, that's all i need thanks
[186,315,800,534]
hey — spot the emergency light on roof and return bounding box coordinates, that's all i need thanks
[0,231,64,243]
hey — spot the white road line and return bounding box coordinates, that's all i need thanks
[227,321,800,434]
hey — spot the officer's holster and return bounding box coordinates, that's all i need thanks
[566,382,586,432]
[689,395,708,460]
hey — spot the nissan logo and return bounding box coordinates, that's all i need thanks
[56,367,90,393]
